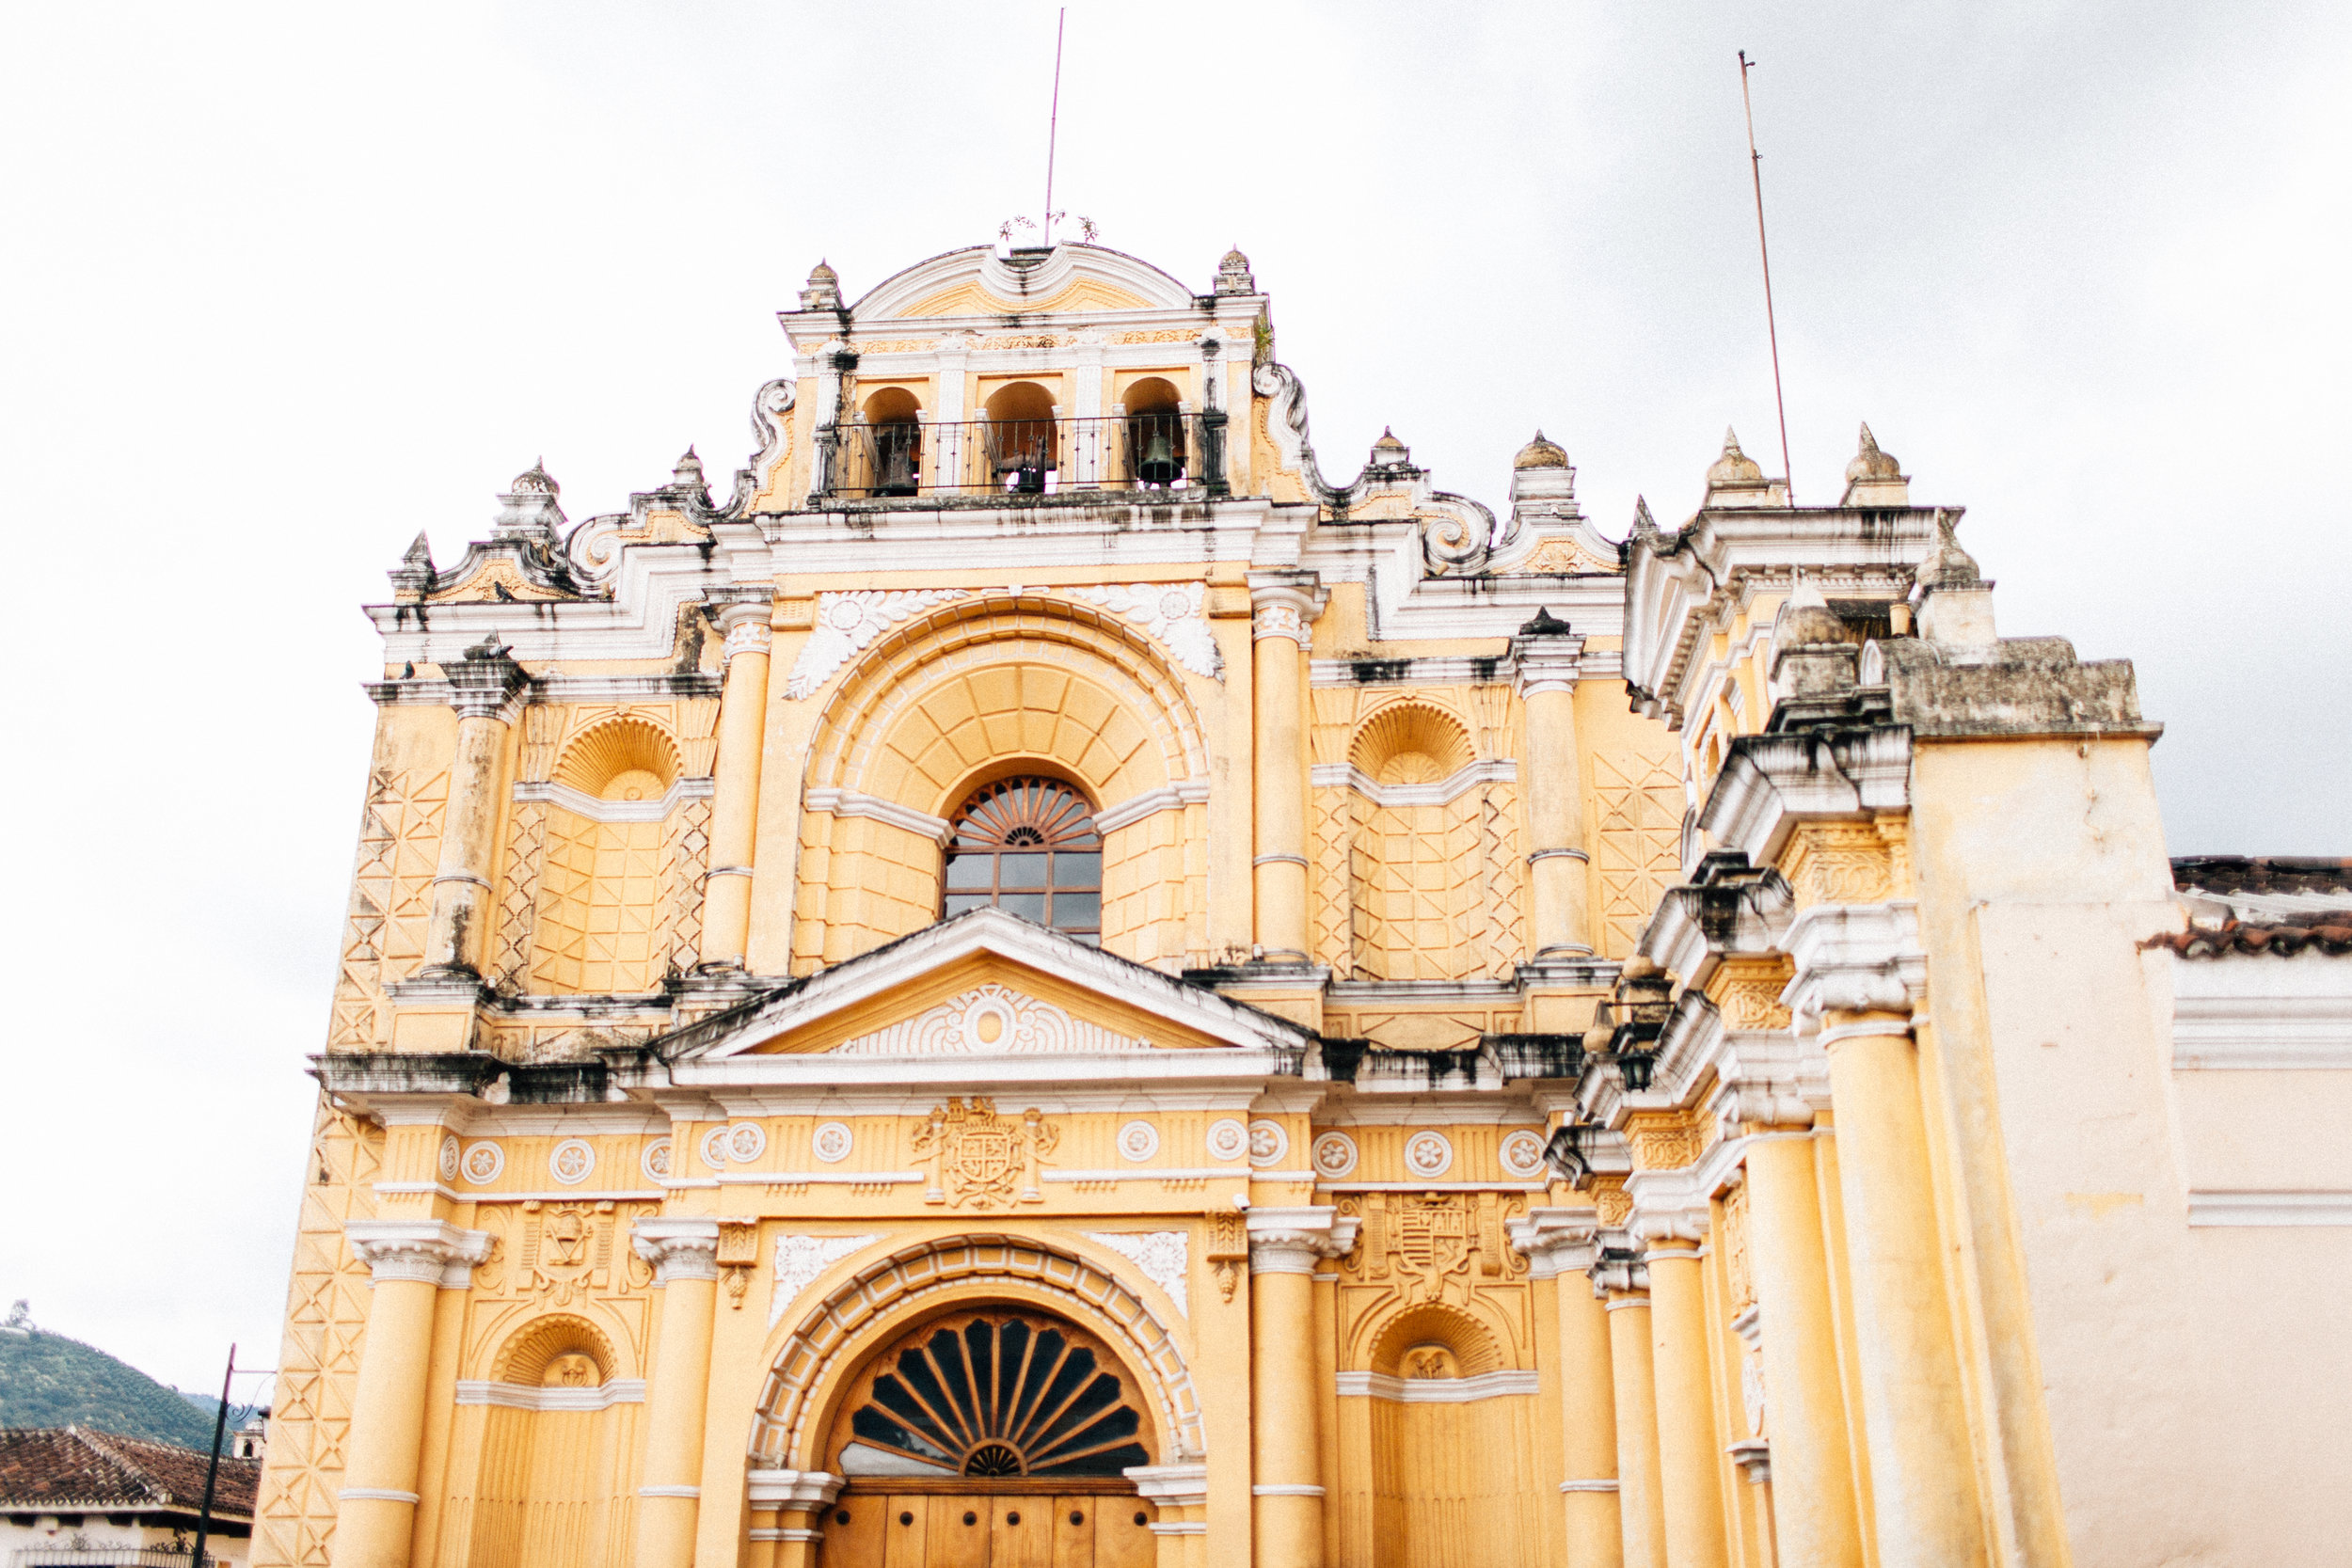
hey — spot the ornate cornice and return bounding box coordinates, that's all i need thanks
[1783,902,1928,1028]
[1701,725,1913,868]
[1506,1208,1601,1278]
[632,1217,723,1284]
[1245,1205,1359,1275]
[344,1219,494,1287]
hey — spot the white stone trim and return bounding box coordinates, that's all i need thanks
[1252,1483,1327,1497]
[344,1219,494,1288]
[1310,655,1519,687]
[770,1235,884,1329]
[745,1468,848,1509]
[338,1488,420,1505]
[1149,1523,1208,1536]
[639,1484,702,1499]
[512,776,713,823]
[1095,777,1212,834]
[1084,1229,1190,1317]
[2171,952,2352,1069]
[1044,1167,1244,1183]
[1319,1181,1552,1194]
[802,786,953,846]
[632,1217,723,1283]
[784,588,969,700]
[453,1379,646,1411]
[1124,1462,1210,1509]
[2186,1191,2352,1227]
[749,1528,826,1543]
[1070,581,1223,679]
[834,981,1148,1056]
[1307,759,1518,808]
[1561,1479,1621,1493]
[1335,1370,1543,1403]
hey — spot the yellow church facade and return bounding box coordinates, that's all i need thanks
[256,242,2352,1568]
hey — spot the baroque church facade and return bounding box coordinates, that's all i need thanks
[258,242,2352,1568]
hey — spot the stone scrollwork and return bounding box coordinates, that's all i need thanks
[834,983,1149,1056]
[1071,582,1224,680]
[769,1233,882,1329]
[1085,1229,1191,1317]
[784,588,968,700]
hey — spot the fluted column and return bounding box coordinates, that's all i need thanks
[700,599,774,969]
[1819,1007,1985,1567]
[1594,1250,1666,1568]
[633,1219,723,1568]
[421,635,528,975]
[1515,611,1591,955]
[337,1221,490,1568]
[1511,1212,1622,1567]
[1248,579,1319,961]
[1247,1206,1356,1568]
[1741,1129,1863,1566]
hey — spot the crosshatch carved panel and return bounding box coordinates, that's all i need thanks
[1591,750,1685,959]
[327,764,450,1051]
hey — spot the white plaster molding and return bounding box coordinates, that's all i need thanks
[1310,1132,1359,1179]
[784,589,968,700]
[339,1488,421,1505]
[1702,728,1915,867]
[1311,655,1520,688]
[1782,901,1928,1025]
[632,1217,723,1284]
[802,787,952,847]
[1252,1483,1327,1497]
[640,1485,702,1499]
[2185,1191,2352,1227]
[1084,1229,1190,1317]
[1507,1208,1601,1278]
[833,982,1150,1055]
[769,1234,883,1328]
[1246,1205,1359,1274]
[453,1379,646,1411]
[1070,582,1223,679]
[1116,1119,1160,1162]
[1124,1463,1210,1509]
[1334,1370,1542,1403]
[745,1469,849,1509]
[2170,952,2352,1069]
[344,1219,494,1288]
[1561,1480,1621,1494]
[1307,759,1518,809]
[1094,777,1212,835]
[512,776,713,824]
[1403,1130,1454,1180]
[1043,1168,1242,1183]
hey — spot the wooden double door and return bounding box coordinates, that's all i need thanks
[818,1488,1155,1567]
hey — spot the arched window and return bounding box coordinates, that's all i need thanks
[943,777,1102,944]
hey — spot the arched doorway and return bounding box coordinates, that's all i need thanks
[816,1307,1158,1566]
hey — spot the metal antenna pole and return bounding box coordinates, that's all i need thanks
[1042,9,1066,246]
[192,1344,233,1568]
[1740,50,1795,506]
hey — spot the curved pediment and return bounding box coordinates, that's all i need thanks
[852,244,1198,322]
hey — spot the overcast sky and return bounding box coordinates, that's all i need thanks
[3,2,2344,1399]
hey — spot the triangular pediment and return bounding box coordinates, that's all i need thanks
[671,911,1312,1075]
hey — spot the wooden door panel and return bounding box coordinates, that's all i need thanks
[882,1495,930,1568]
[1092,1498,1156,1568]
[992,1497,1054,1568]
[821,1493,886,1566]
[928,1495,992,1568]
[1050,1496,1097,1568]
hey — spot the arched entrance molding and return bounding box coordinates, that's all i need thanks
[748,1234,1203,1469]
[804,596,1211,814]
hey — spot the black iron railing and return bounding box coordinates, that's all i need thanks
[817,410,1227,500]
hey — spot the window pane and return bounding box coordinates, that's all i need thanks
[1050,891,1101,929]
[997,853,1049,888]
[997,892,1047,922]
[944,895,992,916]
[945,855,993,891]
[1052,852,1102,887]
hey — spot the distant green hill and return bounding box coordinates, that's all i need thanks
[0,1305,245,1452]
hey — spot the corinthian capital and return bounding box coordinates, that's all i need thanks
[1505,1208,1600,1278]
[345,1219,494,1287]
[1245,1206,1359,1275]
[631,1217,723,1284]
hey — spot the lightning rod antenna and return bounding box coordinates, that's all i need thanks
[1042,9,1067,247]
[1739,50,1796,506]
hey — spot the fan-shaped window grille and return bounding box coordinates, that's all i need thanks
[832,1311,1152,1480]
[943,777,1102,944]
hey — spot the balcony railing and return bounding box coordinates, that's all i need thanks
[11,1549,210,1566]
[816,410,1227,501]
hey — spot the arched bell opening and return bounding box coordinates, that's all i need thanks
[810,1305,1163,1567]
[1120,376,1186,489]
[982,381,1057,494]
[861,386,924,496]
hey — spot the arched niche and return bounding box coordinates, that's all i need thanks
[445,1313,642,1568]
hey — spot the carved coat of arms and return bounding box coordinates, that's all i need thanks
[911,1098,1057,1210]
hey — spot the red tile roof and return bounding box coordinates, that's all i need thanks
[2171,856,2352,896]
[2149,920,2352,958]
[0,1428,258,1518]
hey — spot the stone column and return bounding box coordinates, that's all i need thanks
[632,1219,723,1568]
[1818,1007,1986,1567]
[1127,1464,1210,1568]
[745,1468,846,1568]
[338,1221,490,1568]
[1594,1250,1667,1568]
[1510,1212,1622,1567]
[1246,1206,1355,1568]
[421,636,528,975]
[1740,1128,1864,1566]
[700,599,775,970]
[1515,610,1591,956]
[1248,578,1319,962]
[1641,1233,1729,1568]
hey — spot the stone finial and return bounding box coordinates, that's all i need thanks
[1515,430,1570,470]
[1704,427,1787,510]
[1518,606,1572,638]
[1915,508,1999,657]
[1215,246,1256,294]
[494,459,567,543]
[512,458,559,497]
[1775,568,1847,646]
[1840,420,1911,506]
[1369,427,1411,469]
[1916,507,1981,591]
[389,531,437,597]
[670,446,707,494]
[800,259,843,312]
[1632,495,1660,536]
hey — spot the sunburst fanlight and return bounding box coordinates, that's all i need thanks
[835,1312,1150,1479]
